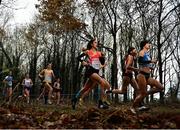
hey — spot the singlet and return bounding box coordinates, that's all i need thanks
[125,55,134,67]
[139,52,153,68]
[87,49,102,70]
[44,69,53,83]
[5,76,13,87]
[54,82,60,89]
[24,79,31,87]
[123,55,134,74]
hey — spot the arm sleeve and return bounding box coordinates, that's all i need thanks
[77,53,86,62]
[138,56,151,64]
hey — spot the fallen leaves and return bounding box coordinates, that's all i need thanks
[0,103,179,129]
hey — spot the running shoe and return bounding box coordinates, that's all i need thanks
[137,106,150,111]
[98,100,109,109]
[47,99,52,105]
[130,107,136,114]
[79,98,84,106]
[103,100,110,106]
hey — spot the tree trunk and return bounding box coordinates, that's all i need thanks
[157,0,164,103]
[0,51,3,69]
[112,33,118,102]
[29,44,38,96]
[0,41,13,68]
[61,38,67,97]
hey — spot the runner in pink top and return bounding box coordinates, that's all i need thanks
[72,38,110,110]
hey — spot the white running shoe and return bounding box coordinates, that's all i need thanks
[79,98,84,106]
[47,100,52,104]
[130,107,136,114]
[137,106,149,111]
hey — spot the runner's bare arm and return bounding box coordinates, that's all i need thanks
[126,55,139,72]
[77,50,89,66]
[52,71,55,79]
[30,79,33,86]
[21,79,25,86]
[39,69,44,78]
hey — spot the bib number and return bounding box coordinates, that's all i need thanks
[91,58,100,70]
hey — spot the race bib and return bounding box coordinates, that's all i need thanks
[44,76,52,83]
[25,81,31,87]
[91,58,100,70]
[8,81,12,87]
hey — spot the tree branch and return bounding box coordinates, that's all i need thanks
[161,3,180,22]
[0,41,13,67]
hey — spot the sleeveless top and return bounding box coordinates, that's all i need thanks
[87,50,102,70]
[24,79,31,87]
[5,76,13,87]
[124,54,134,74]
[139,52,153,68]
[44,69,53,83]
[54,82,60,89]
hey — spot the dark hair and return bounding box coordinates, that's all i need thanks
[86,38,96,50]
[56,77,60,80]
[140,40,150,50]
[128,47,135,54]
[47,63,52,66]
[124,47,135,60]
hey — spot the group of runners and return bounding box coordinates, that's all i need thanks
[2,72,33,104]
[1,38,164,114]
[1,63,61,105]
[72,38,164,114]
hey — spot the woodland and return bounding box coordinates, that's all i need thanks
[0,0,180,129]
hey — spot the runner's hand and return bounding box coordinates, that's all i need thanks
[100,63,107,68]
[81,61,89,66]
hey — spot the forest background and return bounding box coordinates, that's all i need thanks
[0,0,180,103]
